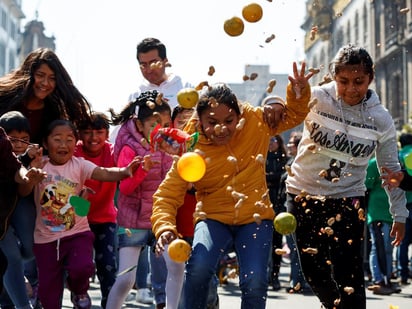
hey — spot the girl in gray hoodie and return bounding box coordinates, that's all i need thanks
[285,44,408,309]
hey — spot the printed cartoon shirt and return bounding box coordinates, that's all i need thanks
[33,156,96,244]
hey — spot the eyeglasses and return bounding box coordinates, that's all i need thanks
[270,138,278,143]
[8,136,31,145]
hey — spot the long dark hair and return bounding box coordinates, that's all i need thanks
[0,48,92,125]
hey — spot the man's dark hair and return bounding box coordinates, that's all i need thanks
[136,38,167,61]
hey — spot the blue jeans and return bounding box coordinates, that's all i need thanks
[90,222,118,309]
[150,245,167,304]
[0,195,36,308]
[286,233,306,288]
[397,207,412,281]
[369,221,394,283]
[184,219,272,309]
[136,246,150,289]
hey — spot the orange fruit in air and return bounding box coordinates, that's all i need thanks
[223,16,245,37]
[242,3,263,23]
[168,239,192,263]
[177,152,206,182]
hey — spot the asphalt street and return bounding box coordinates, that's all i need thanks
[62,264,412,309]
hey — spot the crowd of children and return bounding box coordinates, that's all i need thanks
[2,43,412,309]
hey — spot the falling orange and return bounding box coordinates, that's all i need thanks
[224,16,245,36]
[242,3,263,23]
[168,239,192,263]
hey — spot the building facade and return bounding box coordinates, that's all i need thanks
[0,0,24,76]
[302,0,412,130]
[0,0,54,76]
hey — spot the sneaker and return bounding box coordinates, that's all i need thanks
[71,293,91,309]
[272,277,281,291]
[372,284,394,295]
[29,284,42,308]
[136,288,153,304]
[125,291,135,302]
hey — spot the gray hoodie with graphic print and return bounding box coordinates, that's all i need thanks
[286,81,409,223]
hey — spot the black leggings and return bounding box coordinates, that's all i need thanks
[286,194,366,309]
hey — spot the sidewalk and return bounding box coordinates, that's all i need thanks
[62,263,412,309]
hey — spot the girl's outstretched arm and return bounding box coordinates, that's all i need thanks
[91,156,142,182]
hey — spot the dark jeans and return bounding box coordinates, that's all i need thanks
[287,194,366,309]
[90,222,117,309]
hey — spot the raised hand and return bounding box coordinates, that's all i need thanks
[288,61,314,99]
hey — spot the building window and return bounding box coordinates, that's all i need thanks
[0,42,5,76]
[346,20,351,44]
[363,5,368,44]
[1,7,7,31]
[8,49,15,72]
[354,11,359,45]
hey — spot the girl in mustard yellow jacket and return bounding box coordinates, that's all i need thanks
[152,62,313,309]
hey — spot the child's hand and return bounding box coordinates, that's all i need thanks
[288,61,314,99]
[155,231,177,256]
[29,147,47,168]
[22,167,47,184]
[125,155,143,176]
[263,104,286,129]
[142,154,160,172]
[390,221,406,246]
[380,167,404,190]
[26,144,41,159]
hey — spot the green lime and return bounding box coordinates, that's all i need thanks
[274,212,297,235]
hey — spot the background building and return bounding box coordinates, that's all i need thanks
[302,0,412,130]
[0,0,54,77]
[0,0,24,76]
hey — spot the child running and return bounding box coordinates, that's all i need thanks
[285,44,408,309]
[74,112,118,309]
[106,90,173,309]
[21,119,140,309]
[151,61,313,309]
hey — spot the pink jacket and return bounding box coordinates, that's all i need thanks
[114,118,173,229]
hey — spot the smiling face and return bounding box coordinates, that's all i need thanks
[32,63,56,101]
[334,64,372,106]
[199,103,240,146]
[136,111,172,140]
[44,124,77,165]
[78,128,109,157]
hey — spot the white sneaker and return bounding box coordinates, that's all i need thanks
[136,288,153,304]
[125,291,135,302]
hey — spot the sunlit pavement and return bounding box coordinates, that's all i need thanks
[62,264,412,309]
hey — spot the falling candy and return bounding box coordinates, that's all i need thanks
[208,65,216,76]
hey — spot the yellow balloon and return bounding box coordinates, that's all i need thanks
[177,152,206,182]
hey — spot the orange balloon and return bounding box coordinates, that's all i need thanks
[168,239,192,263]
[177,152,206,182]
